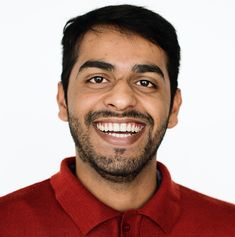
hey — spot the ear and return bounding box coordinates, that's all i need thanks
[57,82,68,121]
[167,89,182,128]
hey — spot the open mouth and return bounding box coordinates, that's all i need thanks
[95,122,145,138]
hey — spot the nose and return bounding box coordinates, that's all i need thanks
[103,80,137,111]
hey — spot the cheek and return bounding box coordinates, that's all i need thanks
[139,92,171,126]
[67,88,104,116]
[146,101,169,122]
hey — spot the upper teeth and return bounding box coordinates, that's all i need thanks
[96,123,143,133]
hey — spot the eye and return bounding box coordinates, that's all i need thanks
[88,76,108,84]
[136,80,155,88]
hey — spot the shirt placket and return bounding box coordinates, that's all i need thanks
[120,211,142,237]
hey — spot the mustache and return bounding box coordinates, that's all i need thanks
[85,110,154,126]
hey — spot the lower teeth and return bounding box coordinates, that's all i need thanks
[107,133,133,138]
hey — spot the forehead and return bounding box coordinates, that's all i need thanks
[77,26,168,67]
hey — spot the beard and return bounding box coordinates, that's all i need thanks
[68,110,168,183]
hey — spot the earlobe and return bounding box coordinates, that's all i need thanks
[57,82,68,121]
[167,89,182,128]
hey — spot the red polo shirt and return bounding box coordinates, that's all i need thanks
[1,157,235,236]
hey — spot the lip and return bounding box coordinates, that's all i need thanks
[93,119,146,146]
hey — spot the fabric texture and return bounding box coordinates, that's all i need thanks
[0,157,235,237]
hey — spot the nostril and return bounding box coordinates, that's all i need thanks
[105,97,137,111]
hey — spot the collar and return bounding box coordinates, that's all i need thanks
[138,162,181,233]
[50,157,181,235]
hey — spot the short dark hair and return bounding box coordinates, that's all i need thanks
[61,4,180,106]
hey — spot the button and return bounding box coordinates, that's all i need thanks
[123,223,131,232]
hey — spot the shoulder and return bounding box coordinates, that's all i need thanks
[0,179,55,225]
[0,179,53,206]
[176,183,235,234]
[0,179,80,236]
[178,184,235,214]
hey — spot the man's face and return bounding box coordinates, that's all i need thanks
[57,27,181,182]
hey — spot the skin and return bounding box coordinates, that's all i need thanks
[57,26,182,211]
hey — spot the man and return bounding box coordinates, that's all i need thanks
[0,4,234,236]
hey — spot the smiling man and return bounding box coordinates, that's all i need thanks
[1,4,235,237]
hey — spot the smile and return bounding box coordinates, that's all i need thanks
[93,121,146,146]
[96,122,144,137]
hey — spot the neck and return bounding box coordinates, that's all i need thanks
[75,156,157,212]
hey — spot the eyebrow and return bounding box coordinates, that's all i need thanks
[78,60,114,73]
[78,60,164,79]
[132,64,164,79]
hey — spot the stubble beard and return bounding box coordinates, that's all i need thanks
[68,110,168,183]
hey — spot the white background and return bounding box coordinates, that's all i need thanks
[0,0,234,203]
